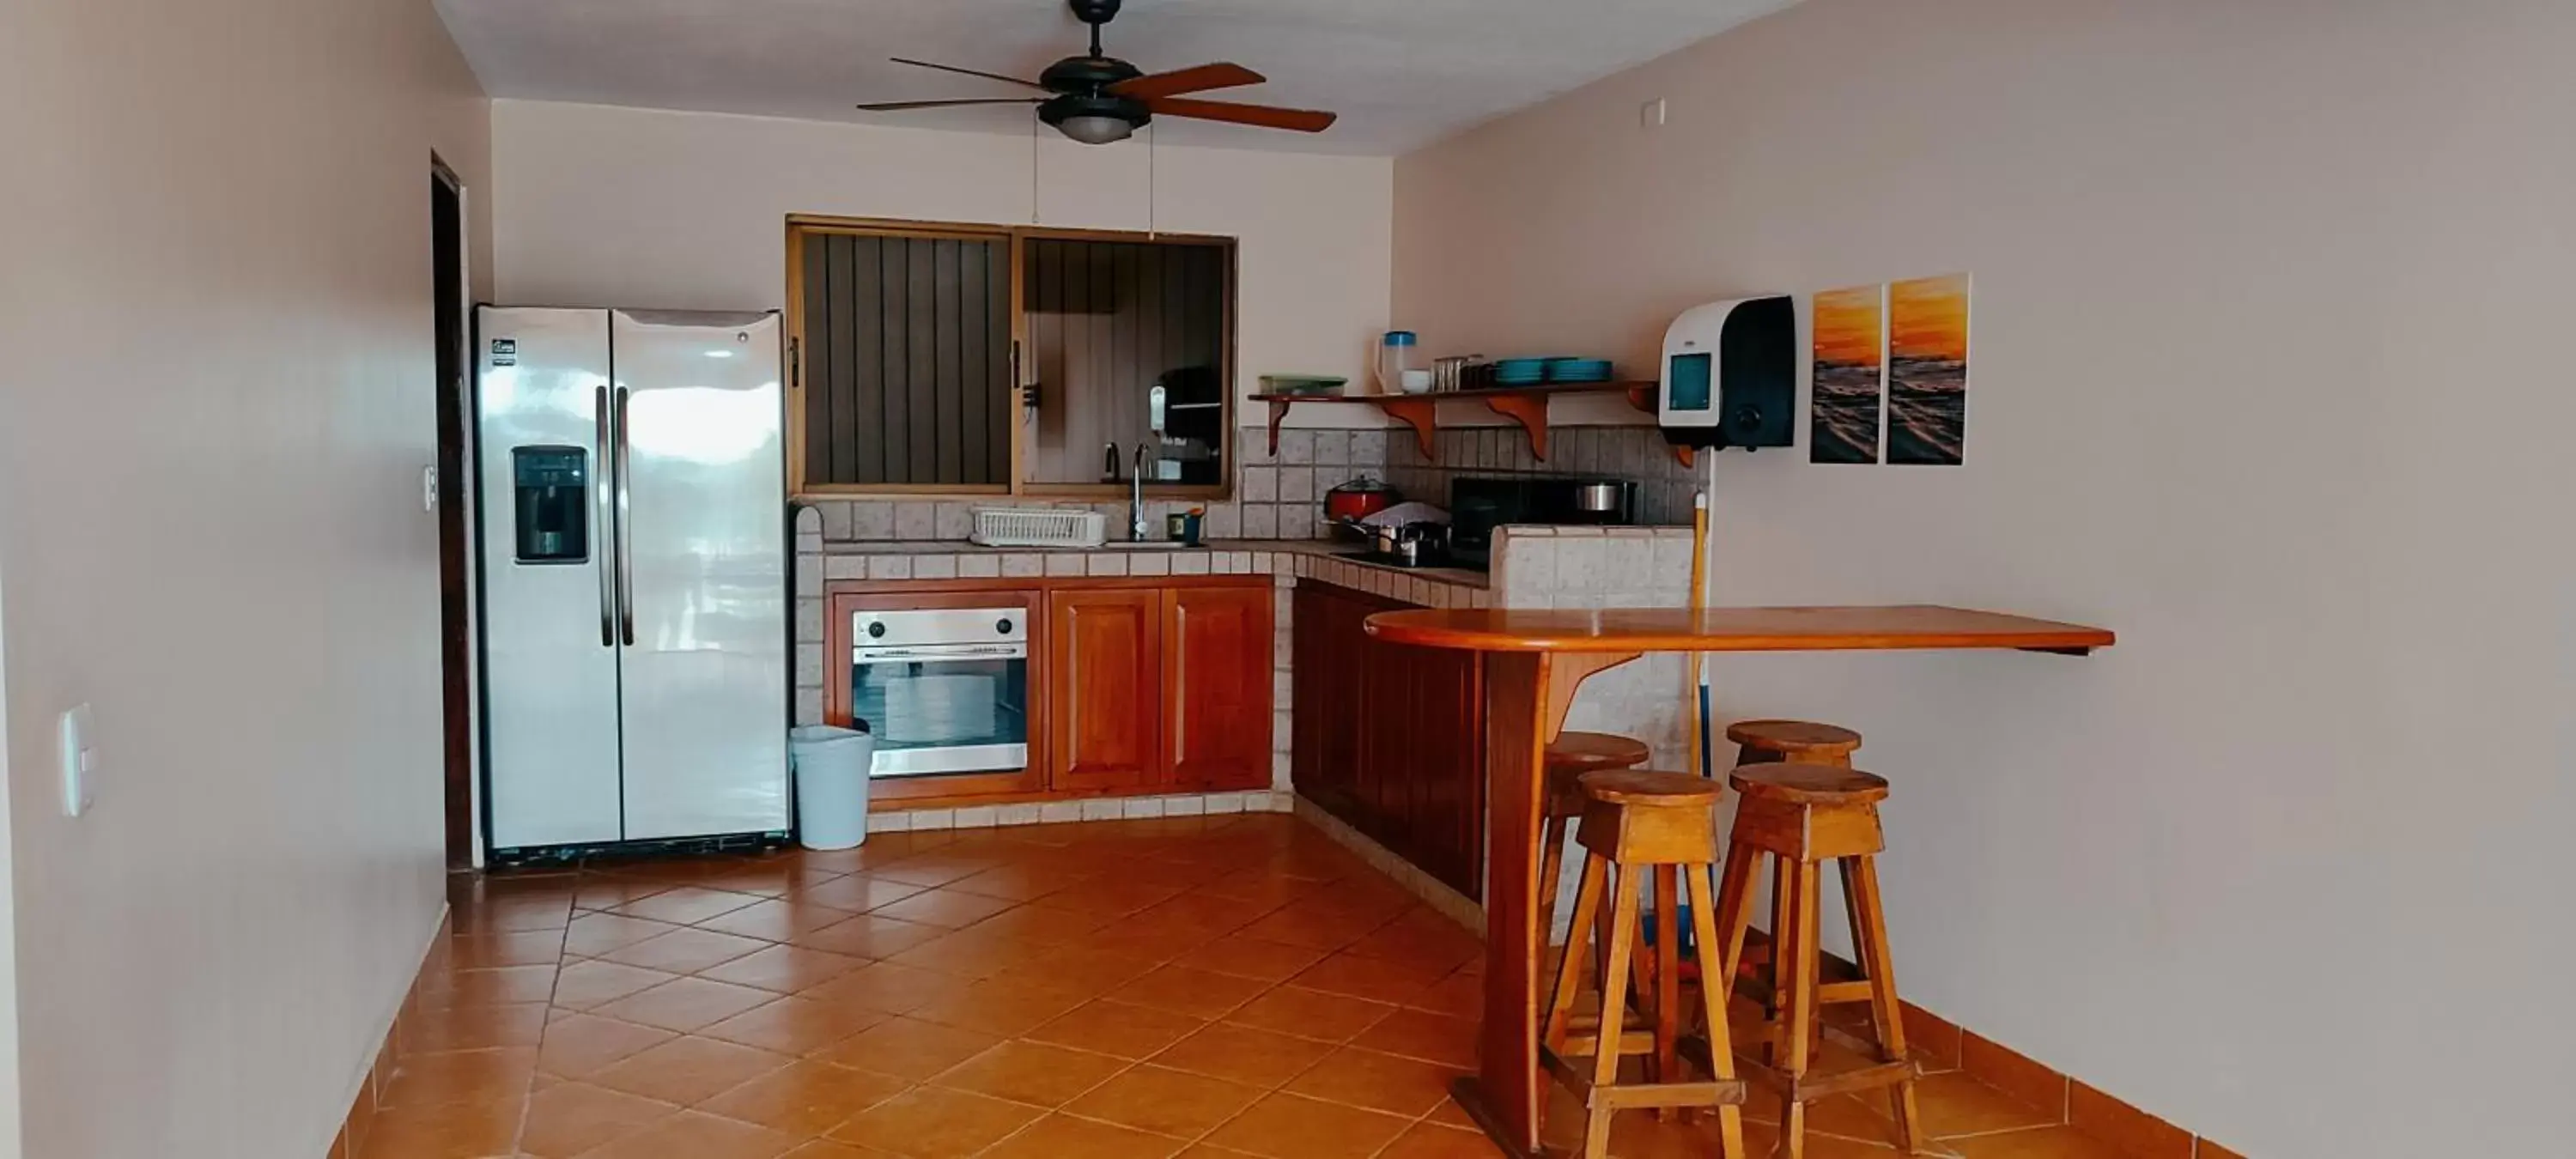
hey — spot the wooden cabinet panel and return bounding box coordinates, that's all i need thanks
[1291,584,1367,821]
[1163,584,1274,791]
[1291,580,1485,899]
[1046,587,1163,792]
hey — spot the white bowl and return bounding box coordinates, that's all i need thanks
[1399,368,1434,394]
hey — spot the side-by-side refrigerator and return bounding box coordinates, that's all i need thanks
[475,307,789,853]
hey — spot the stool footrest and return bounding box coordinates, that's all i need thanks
[1735,1056,1917,1101]
[1816,980,1876,1004]
[1542,1047,1748,1110]
[1558,1030,1660,1059]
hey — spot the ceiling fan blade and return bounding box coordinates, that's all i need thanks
[856,98,1046,112]
[889,57,1053,92]
[1110,62,1267,100]
[1147,97,1337,133]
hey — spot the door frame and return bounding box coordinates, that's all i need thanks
[432,155,482,868]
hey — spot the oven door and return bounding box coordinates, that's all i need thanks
[850,640,1030,777]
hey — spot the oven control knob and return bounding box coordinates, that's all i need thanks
[866,622,886,639]
[996,618,1015,636]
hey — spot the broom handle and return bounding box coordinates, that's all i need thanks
[1684,453,1715,777]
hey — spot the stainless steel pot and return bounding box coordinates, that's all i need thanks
[1571,481,1625,513]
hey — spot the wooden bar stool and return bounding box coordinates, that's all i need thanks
[1726,720,1864,1016]
[1539,731,1653,921]
[1537,732,1672,1093]
[1727,719,1863,768]
[1541,770,1748,1159]
[1713,763,1923,1157]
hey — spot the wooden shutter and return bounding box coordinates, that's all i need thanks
[796,228,1012,488]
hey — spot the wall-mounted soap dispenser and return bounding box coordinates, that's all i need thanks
[1657,294,1796,451]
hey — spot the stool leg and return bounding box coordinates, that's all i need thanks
[1686,865,1749,1159]
[1715,846,1764,1073]
[1710,837,1759,999]
[1584,871,1646,1159]
[1544,852,1609,1053]
[1838,858,1870,991]
[1651,865,1682,1107]
[1777,857,1822,1159]
[1848,854,1924,1154]
[1538,811,1569,931]
[1763,861,1793,1063]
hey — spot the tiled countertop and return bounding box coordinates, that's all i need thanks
[806,537,1492,594]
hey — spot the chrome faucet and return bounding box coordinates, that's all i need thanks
[1129,442,1151,542]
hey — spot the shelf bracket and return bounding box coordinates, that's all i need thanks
[1377,397,1441,463]
[1479,393,1553,461]
[1618,385,1692,466]
[1264,398,1291,457]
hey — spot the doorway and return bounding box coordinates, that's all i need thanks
[432,159,477,868]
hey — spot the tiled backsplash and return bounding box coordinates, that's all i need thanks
[796,421,1693,538]
[1385,424,1700,526]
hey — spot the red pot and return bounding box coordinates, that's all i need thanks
[1324,476,1399,522]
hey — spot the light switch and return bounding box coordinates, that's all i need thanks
[1641,98,1668,128]
[59,703,96,817]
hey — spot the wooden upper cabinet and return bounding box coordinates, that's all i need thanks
[1045,587,1163,792]
[1163,584,1274,791]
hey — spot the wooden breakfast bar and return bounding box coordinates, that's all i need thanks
[1363,605,2116,1157]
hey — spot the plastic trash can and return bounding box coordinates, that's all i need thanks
[789,725,875,851]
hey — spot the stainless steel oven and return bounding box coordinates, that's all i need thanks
[849,607,1030,778]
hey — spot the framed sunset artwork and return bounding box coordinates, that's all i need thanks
[1887,273,1970,465]
[1810,284,1884,464]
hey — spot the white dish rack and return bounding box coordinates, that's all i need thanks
[971,507,1107,549]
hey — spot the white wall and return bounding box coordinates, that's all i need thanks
[1394,1,2573,1156]
[489,100,1396,446]
[0,0,492,1154]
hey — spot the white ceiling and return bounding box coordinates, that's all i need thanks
[432,0,1801,155]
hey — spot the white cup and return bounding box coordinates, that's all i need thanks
[1399,368,1434,394]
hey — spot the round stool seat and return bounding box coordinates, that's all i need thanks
[1727,719,1863,761]
[1547,731,1654,773]
[1579,768,1724,806]
[1728,762,1890,805]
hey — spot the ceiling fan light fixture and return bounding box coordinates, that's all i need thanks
[1058,113,1136,145]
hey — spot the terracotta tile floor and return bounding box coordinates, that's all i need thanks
[368,813,2112,1159]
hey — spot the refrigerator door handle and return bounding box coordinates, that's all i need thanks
[594,384,616,646]
[614,384,636,646]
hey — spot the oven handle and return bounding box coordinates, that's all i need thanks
[854,643,1029,661]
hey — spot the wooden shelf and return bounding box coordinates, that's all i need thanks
[1252,382,1690,466]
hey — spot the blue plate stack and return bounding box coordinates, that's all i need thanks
[1492,357,1552,385]
[1546,358,1614,383]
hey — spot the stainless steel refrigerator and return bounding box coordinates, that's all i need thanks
[474,307,789,853]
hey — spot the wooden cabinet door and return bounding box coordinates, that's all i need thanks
[1390,643,1485,897]
[1046,587,1163,792]
[1163,583,1275,791]
[1291,583,1367,818]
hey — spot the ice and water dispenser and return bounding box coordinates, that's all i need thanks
[511,446,591,564]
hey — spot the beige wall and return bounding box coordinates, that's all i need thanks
[0,0,492,1153]
[488,100,1398,452]
[1394,1,2571,1156]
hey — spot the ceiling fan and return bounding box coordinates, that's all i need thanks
[855,0,1338,145]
